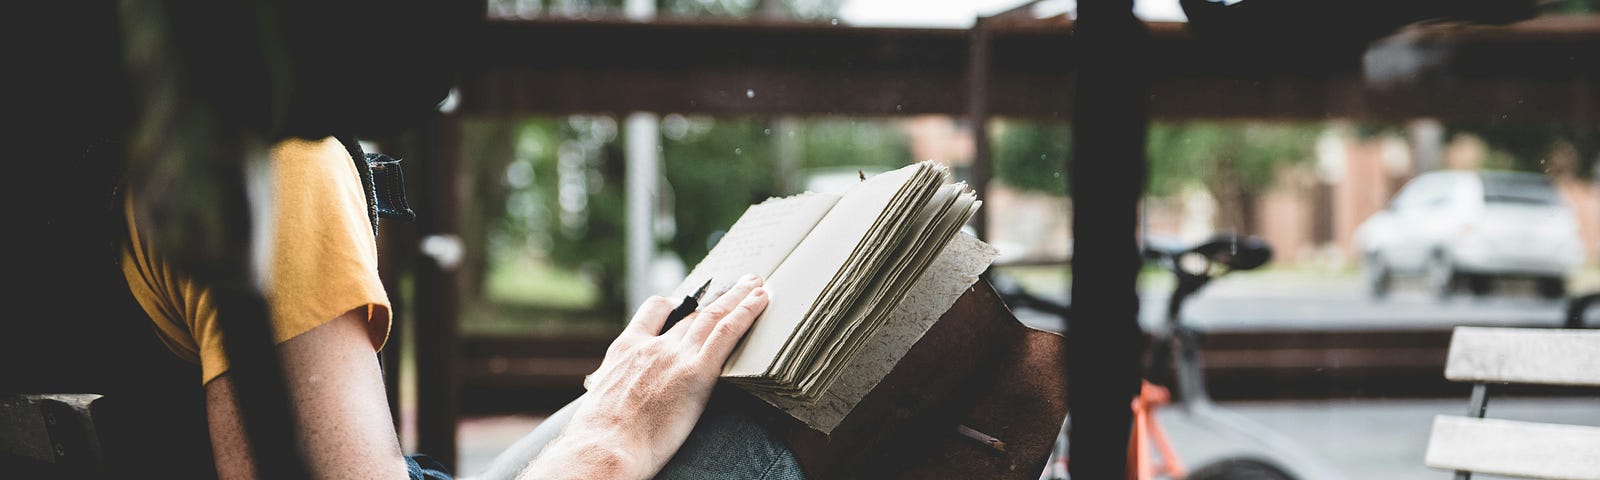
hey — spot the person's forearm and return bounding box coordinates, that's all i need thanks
[516,431,646,480]
[516,277,768,480]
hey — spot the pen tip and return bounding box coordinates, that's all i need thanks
[693,277,713,298]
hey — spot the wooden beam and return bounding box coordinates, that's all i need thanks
[458,17,1600,121]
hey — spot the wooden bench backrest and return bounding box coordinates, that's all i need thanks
[1444,327,1600,387]
[1425,327,1600,480]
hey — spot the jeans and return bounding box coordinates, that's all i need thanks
[469,391,805,480]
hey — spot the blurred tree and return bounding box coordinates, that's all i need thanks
[993,121,1072,195]
[1447,123,1599,179]
[797,118,911,170]
[552,118,629,314]
[460,119,524,301]
[1146,123,1321,234]
[486,117,629,315]
[1545,0,1600,14]
[660,116,909,267]
[495,120,562,261]
[661,118,777,268]
[470,0,852,318]
[477,116,911,316]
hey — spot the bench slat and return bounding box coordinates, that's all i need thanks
[1445,327,1600,386]
[1426,415,1600,479]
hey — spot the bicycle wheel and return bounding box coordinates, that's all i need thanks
[1185,458,1295,480]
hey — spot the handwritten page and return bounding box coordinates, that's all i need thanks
[671,192,840,299]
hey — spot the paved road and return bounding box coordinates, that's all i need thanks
[1012,270,1598,333]
[1157,397,1600,480]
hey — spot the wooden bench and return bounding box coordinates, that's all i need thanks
[1424,327,1600,480]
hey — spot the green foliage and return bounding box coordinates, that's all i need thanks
[799,118,911,170]
[661,116,909,266]
[1351,123,1400,140]
[495,119,561,255]
[987,120,1321,199]
[987,120,1320,198]
[1545,0,1600,14]
[493,117,630,313]
[1446,123,1599,179]
[1146,122,1321,196]
[993,121,1071,195]
[662,118,779,266]
[485,252,602,309]
[482,116,911,315]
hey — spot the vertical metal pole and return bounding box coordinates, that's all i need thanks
[1066,1,1150,478]
[414,112,462,471]
[1452,382,1489,480]
[1465,383,1488,418]
[625,114,661,308]
[624,0,660,308]
[967,23,993,240]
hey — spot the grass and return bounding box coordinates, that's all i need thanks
[484,254,600,310]
[462,253,620,337]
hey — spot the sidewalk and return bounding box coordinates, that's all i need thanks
[1158,397,1600,480]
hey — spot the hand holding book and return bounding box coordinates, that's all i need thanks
[668,161,993,430]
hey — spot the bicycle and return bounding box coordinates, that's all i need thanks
[989,234,1346,480]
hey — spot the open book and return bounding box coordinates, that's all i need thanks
[669,161,983,409]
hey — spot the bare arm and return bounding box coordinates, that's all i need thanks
[518,275,770,480]
[206,308,407,479]
[204,275,768,480]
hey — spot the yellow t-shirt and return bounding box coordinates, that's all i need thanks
[120,137,392,385]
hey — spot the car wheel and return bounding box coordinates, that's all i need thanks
[1425,253,1456,300]
[1365,254,1392,300]
[1466,274,1494,297]
[1536,276,1567,299]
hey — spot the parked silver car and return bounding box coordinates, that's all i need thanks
[1355,170,1584,299]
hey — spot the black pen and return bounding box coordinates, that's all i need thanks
[662,278,713,332]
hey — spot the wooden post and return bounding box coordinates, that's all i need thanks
[375,176,413,434]
[966,23,992,240]
[413,112,463,471]
[1066,1,1150,478]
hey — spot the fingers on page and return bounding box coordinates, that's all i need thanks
[701,286,767,359]
[685,274,762,345]
[626,295,677,336]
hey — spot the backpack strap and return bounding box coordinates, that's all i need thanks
[336,136,416,237]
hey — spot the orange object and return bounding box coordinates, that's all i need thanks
[1128,381,1187,480]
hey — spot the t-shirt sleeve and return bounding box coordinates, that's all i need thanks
[121,137,393,385]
